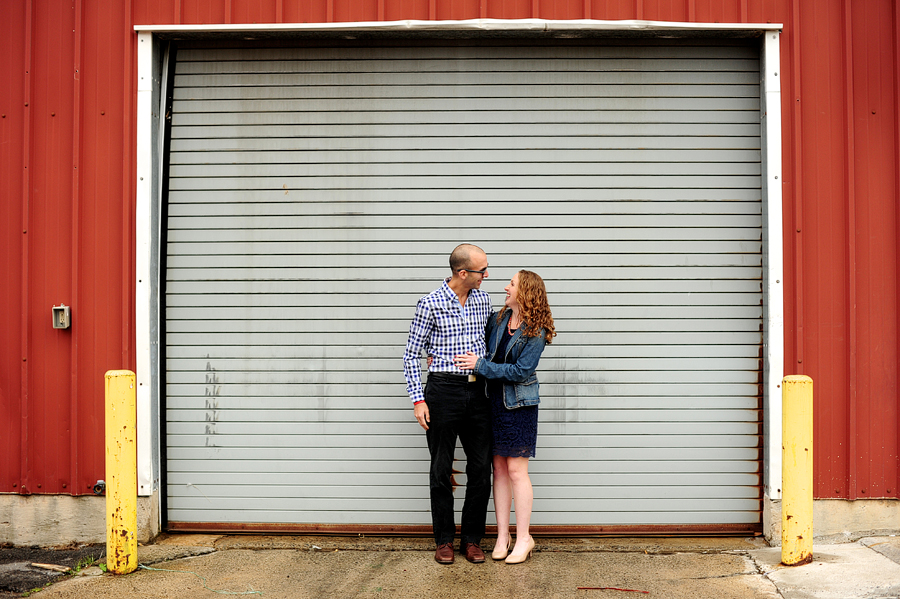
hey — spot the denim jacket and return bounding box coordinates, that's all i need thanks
[474,310,547,410]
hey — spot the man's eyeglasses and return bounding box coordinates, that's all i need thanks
[458,267,488,276]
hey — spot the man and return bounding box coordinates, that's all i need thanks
[403,244,493,565]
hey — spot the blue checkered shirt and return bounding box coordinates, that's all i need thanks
[403,279,493,404]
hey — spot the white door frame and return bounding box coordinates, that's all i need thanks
[134,19,785,530]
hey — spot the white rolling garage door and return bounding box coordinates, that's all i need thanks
[165,41,763,529]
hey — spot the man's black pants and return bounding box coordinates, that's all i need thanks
[424,373,493,546]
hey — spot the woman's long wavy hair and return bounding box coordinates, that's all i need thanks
[497,270,557,344]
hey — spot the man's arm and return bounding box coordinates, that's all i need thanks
[403,296,433,393]
[403,299,434,430]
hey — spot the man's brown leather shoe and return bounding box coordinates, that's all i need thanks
[434,543,454,564]
[461,542,485,563]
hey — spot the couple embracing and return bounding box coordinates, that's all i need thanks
[402,244,557,565]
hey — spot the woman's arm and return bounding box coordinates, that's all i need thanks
[456,334,547,383]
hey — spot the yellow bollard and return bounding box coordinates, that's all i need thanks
[105,370,138,575]
[782,375,813,565]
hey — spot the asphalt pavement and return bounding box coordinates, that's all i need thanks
[2,534,899,599]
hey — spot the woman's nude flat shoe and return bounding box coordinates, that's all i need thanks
[492,538,511,560]
[504,536,535,564]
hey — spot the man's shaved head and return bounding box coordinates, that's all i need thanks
[449,244,485,273]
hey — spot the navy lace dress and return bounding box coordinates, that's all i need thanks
[487,327,539,458]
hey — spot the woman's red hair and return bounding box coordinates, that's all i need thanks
[497,270,557,344]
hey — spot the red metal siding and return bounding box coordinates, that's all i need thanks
[76,0,138,493]
[796,0,854,497]
[0,0,28,496]
[781,0,899,500]
[27,0,77,495]
[2,0,899,501]
[896,0,900,502]
[845,0,899,499]
[1,0,135,497]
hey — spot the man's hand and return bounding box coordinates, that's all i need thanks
[414,402,430,431]
[453,351,479,370]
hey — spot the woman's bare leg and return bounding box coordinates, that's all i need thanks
[492,455,512,552]
[507,456,533,555]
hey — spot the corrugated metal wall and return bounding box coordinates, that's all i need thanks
[1,0,898,503]
[781,0,900,499]
[0,0,136,497]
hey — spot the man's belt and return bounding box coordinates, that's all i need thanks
[429,372,478,383]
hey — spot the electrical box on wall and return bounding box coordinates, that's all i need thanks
[52,304,71,329]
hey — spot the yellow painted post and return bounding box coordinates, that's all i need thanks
[105,370,138,575]
[782,375,813,566]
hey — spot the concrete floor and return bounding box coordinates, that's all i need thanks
[6,534,900,599]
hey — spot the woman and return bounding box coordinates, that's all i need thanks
[454,270,556,564]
